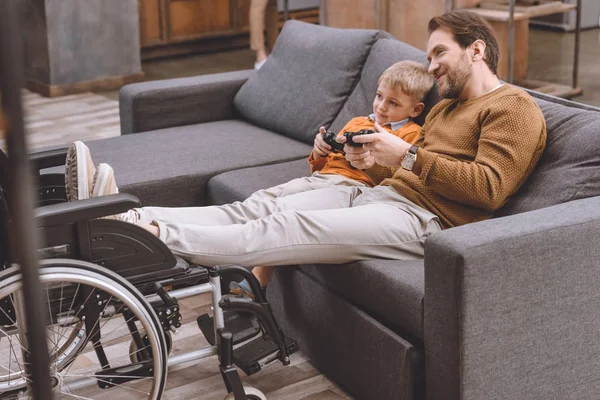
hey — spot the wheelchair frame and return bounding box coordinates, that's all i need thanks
[0,147,298,400]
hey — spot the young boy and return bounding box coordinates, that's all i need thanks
[242,60,434,292]
[65,60,434,295]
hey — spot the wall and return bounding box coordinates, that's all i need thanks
[45,0,141,85]
[23,0,141,88]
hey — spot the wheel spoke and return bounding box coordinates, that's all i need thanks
[0,262,165,399]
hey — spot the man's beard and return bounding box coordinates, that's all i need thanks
[439,56,472,99]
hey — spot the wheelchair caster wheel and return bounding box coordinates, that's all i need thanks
[223,386,267,400]
[129,330,173,363]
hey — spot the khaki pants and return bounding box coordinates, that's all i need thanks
[250,0,269,52]
[125,182,442,267]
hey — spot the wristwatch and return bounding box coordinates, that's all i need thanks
[401,145,419,171]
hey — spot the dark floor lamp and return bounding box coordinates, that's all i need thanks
[0,1,53,399]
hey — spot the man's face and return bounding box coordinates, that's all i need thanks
[427,29,472,99]
[372,83,420,125]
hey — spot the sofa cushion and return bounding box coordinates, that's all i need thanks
[207,159,311,205]
[329,38,439,134]
[497,98,600,217]
[86,120,312,207]
[234,20,392,145]
[299,260,426,339]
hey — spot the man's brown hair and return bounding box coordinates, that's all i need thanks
[378,60,434,103]
[428,11,500,74]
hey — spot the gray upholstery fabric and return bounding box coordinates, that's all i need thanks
[329,38,437,133]
[234,20,391,145]
[86,120,311,207]
[119,70,253,134]
[425,195,600,400]
[497,98,600,216]
[206,159,310,205]
[300,260,426,339]
[268,266,424,400]
[524,88,600,112]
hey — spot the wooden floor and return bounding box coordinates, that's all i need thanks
[0,289,352,399]
[157,293,352,400]
[1,90,121,151]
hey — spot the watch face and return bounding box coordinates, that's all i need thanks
[402,151,416,171]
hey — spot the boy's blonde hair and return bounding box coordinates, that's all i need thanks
[378,60,434,103]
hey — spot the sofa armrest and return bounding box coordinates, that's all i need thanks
[119,69,255,134]
[424,195,600,400]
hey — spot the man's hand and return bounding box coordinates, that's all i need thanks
[339,122,412,169]
[312,126,332,160]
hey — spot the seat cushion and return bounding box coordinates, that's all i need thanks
[206,159,311,205]
[329,38,439,134]
[234,20,392,145]
[497,98,600,217]
[300,259,426,339]
[86,120,312,207]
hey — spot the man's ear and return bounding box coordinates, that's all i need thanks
[471,39,487,62]
[411,102,425,118]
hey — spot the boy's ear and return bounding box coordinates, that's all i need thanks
[411,102,425,118]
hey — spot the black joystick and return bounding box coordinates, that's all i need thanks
[322,129,375,154]
[322,130,345,154]
[343,129,375,147]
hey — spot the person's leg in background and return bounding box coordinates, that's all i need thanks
[249,0,270,69]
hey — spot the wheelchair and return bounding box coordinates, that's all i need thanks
[0,148,298,400]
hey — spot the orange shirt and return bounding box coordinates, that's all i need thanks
[307,116,421,187]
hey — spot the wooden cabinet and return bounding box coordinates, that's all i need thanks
[168,0,232,39]
[138,0,292,59]
[321,0,447,50]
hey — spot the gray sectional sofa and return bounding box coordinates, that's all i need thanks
[86,20,600,400]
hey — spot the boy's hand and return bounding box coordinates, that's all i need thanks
[342,122,412,169]
[312,126,331,159]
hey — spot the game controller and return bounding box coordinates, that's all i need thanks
[343,129,375,147]
[322,129,375,154]
[322,130,345,154]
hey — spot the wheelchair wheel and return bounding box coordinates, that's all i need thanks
[129,329,173,363]
[0,259,167,399]
[223,386,267,400]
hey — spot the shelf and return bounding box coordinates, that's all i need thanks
[455,0,582,99]
[462,3,576,21]
[514,79,582,98]
[478,1,576,18]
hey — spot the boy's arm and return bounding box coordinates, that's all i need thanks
[307,117,364,173]
[307,150,328,173]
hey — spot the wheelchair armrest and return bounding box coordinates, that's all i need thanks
[30,147,68,171]
[36,193,140,226]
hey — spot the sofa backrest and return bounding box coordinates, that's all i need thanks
[234,20,392,145]
[328,38,440,134]
[497,97,600,217]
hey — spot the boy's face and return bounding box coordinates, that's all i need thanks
[372,83,422,125]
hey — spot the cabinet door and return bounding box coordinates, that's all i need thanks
[386,0,446,50]
[169,0,232,40]
[321,0,379,29]
[233,0,252,29]
[139,0,166,46]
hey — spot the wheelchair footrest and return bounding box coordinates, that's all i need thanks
[233,336,299,376]
[197,310,261,346]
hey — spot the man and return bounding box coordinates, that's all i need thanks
[66,11,546,281]
[344,11,547,230]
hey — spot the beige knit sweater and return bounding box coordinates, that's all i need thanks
[367,84,547,229]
